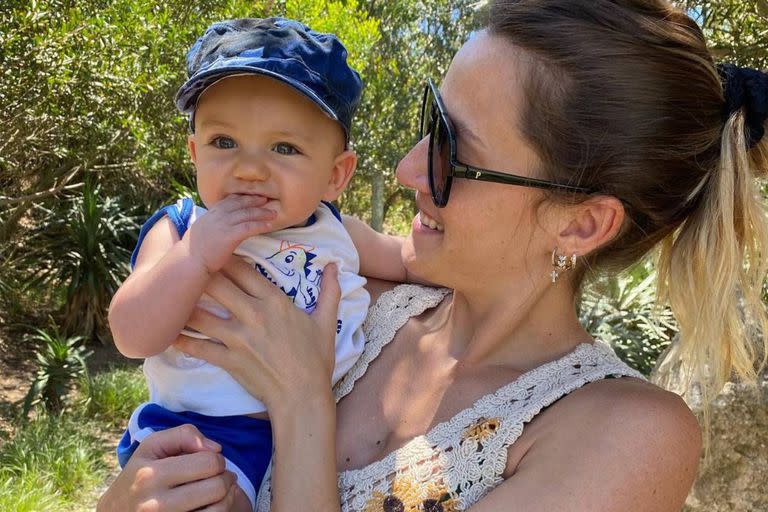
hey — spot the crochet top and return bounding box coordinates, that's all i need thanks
[256,284,645,511]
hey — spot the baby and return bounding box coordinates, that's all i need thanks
[109,18,370,511]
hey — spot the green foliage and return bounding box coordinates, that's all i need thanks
[21,182,138,341]
[22,327,92,416]
[0,263,21,320]
[1,365,144,510]
[339,0,485,231]
[0,413,106,507]
[285,0,380,74]
[0,474,65,512]
[83,366,148,426]
[0,0,278,211]
[676,1,768,68]
[579,262,678,375]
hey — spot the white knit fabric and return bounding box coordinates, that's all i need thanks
[256,284,645,511]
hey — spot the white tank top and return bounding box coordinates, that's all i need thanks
[141,201,369,416]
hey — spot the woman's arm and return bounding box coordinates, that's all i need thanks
[174,259,344,511]
[469,379,701,511]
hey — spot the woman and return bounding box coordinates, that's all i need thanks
[99,0,768,510]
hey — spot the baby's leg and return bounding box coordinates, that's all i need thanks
[231,486,254,512]
[119,404,270,511]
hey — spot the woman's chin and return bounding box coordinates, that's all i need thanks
[402,234,439,284]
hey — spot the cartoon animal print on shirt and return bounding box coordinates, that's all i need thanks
[255,241,323,311]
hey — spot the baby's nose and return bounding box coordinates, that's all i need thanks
[234,152,270,181]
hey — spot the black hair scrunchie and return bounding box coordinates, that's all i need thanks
[717,63,768,148]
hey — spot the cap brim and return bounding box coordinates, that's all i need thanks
[175,66,339,124]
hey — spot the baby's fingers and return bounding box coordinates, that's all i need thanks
[218,193,270,212]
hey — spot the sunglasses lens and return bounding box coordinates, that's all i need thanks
[422,82,453,207]
[431,108,450,206]
[420,86,431,141]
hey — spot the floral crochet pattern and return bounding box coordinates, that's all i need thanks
[363,476,458,512]
[256,285,646,511]
[461,417,501,443]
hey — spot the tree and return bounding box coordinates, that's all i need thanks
[675,0,768,68]
[344,0,485,232]
[1,0,281,340]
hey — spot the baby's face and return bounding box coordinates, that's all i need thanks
[189,74,351,230]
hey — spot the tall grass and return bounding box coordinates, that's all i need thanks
[0,414,107,509]
[0,474,64,512]
[1,365,146,510]
[83,366,148,426]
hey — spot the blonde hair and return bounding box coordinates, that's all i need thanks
[489,0,768,444]
[656,114,768,438]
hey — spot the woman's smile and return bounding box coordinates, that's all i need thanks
[417,210,444,232]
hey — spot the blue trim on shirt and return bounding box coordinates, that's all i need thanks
[130,198,195,269]
[304,201,341,227]
[130,199,341,268]
[322,200,342,222]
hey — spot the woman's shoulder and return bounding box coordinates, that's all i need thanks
[540,378,698,483]
[502,377,701,510]
[550,376,700,452]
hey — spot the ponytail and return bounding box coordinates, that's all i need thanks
[655,110,768,446]
[486,0,768,448]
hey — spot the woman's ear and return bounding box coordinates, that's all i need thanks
[322,150,358,201]
[556,196,625,256]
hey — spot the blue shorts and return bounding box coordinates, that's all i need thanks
[118,402,272,510]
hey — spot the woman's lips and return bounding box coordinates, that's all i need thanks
[418,210,444,232]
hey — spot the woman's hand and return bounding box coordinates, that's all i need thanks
[172,258,343,511]
[173,257,342,414]
[98,425,239,512]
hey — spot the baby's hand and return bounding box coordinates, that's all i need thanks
[185,194,276,274]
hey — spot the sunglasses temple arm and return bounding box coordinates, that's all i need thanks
[453,165,596,194]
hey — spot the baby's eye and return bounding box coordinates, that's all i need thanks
[272,142,300,155]
[211,136,237,150]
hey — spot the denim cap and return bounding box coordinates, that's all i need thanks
[175,17,363,141]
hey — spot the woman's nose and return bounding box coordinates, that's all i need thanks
[233,151,270,181]
[395,136,430,192]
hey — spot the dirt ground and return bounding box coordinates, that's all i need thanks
[0,325,136,440]
[0,327,36,438]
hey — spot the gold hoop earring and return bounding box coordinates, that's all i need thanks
[551,247,577,283]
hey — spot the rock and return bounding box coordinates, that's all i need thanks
[682,376,768,512]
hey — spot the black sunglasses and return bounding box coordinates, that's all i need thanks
[419,79,597,208]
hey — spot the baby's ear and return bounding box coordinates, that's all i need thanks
[187,134,198,164]
[322,150,358,201]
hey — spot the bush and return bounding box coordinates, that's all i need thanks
[579,261,678,375]
[21,183,139,342]
[22,327,91,416]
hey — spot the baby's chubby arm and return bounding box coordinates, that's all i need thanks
[109,195,275,358]
[343,214,432,285]
[343,214,407,282]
